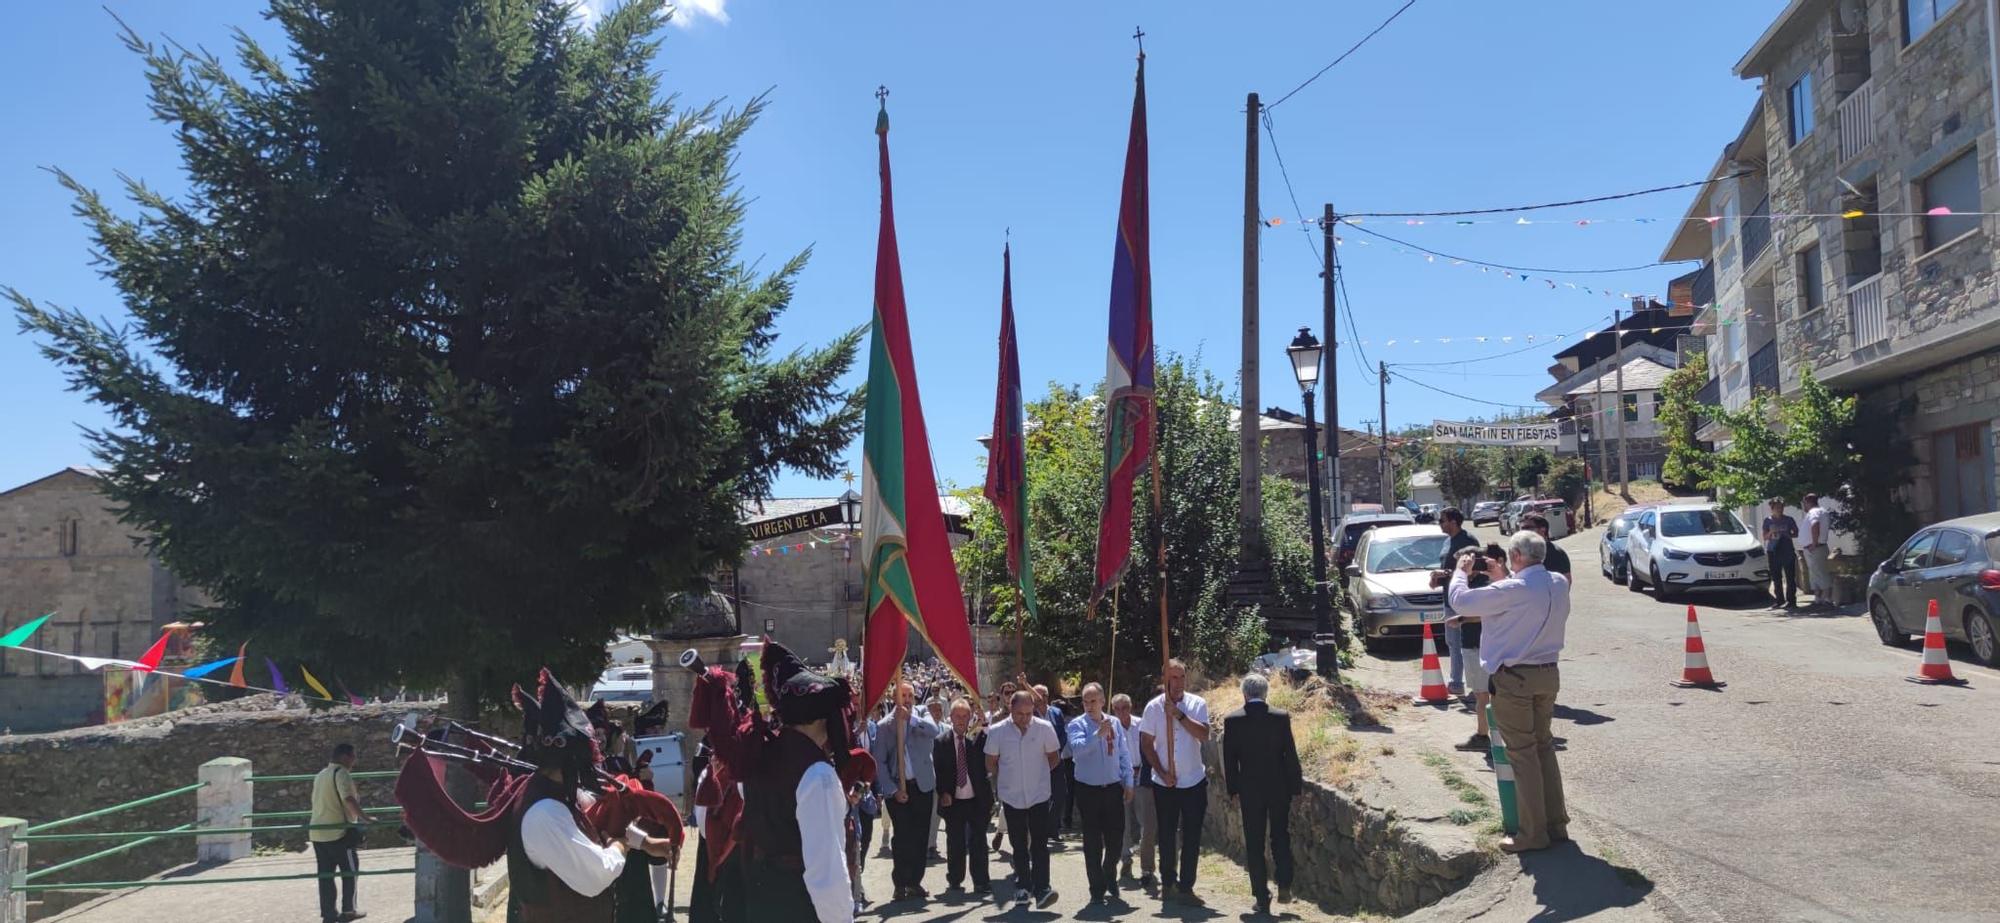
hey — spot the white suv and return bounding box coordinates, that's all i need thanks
[1624,502,1770,600]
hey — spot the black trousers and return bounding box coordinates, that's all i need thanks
[1074,782,1126,899]
[940,795,991,889]
[1770,553,1797,606]
[1240,793,1295,901]
[1152,779,1208,891]
[1049,762,1072,834]
[886,788,935,889]
[1003,801,1053,895]
[312,838,358,922]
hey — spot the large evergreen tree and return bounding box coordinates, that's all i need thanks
[10,0,860,704]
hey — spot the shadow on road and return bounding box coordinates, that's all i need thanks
[1552,704,1614,725]
[1520,841,1654,923]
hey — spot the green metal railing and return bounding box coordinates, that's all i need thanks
[246,770,398,783]
[22,825,195,882]
[12,869,417,894]
[22,783,207,834]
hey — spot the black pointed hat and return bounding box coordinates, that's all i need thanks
[511,668,599,771]
[761,640,849,725]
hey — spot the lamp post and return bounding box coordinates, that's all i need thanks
[1287,327,1338,680]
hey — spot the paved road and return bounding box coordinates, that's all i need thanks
[1480,527,2000,923]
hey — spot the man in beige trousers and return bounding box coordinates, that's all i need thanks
[1447,531,1572,853]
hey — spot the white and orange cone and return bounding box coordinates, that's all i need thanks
[1671,605,1725,689]
[1414,622,1451,704]
[1908,598,1969,686]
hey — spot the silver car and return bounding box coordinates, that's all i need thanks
[1344,524,1453,650]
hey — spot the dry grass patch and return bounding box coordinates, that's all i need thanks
[1212,672,1378,788]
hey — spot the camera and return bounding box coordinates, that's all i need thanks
[1460,543,1507,588]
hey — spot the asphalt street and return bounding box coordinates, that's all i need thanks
[1483,526,2000,923]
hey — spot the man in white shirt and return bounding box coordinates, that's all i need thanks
[984,689,1062,910]
[1447,531,1571,854]
[1139,659,1211,906]
[1802,493,1835,608]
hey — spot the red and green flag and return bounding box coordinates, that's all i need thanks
[1090,57,1155,615]
[983,244,1039,625]
[860,102,981,709]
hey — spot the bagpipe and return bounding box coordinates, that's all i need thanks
[391,717,683,870]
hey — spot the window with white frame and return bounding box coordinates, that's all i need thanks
[1787,73,1814,145]
[1919,149,1981,251]
[1905,0,1962,44]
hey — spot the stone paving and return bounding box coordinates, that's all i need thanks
[42,847,419,923]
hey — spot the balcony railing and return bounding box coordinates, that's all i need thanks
[1749,340,1779,394]
[1741,196,1772,265]
[1838,80,1875,163]
[1848,273,1887,348]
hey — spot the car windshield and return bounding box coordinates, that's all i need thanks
[1659,509,1747,537]
[1367,534,1449,573]
[1607,520,1630,538]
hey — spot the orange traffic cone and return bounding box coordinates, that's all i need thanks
[1908,599,1969,686]
[1414,623,1451,704]
[1671,605,1725,689]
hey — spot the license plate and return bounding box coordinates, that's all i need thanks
[1704,571,1734,580]
[1420,610,1447,623]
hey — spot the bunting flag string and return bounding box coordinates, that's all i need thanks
[1267,207,1992,228]
[299,664,334,701]
[182,656,239,679]
[228,642,249,688]
[0,612,376,707]
[746,529,855,557]
[0,613,54,648]
[265,658,289,695]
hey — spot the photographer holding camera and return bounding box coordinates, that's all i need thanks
[1447,531,1572,854]
[1448,543,1507,753]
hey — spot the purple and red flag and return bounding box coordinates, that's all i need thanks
[1090,58,1155,615]
[984,245,1039,623]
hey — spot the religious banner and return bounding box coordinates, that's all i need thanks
[1432,419,1560,446]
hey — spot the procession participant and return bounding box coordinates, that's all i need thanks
[932,697,993,896]
[1140,660,1211,906]
[926,697,949,862]
[1067,683,1133,906]
[1111,693,1156,890]
[734,641,858,923]
[986,690,1061,909]
[870,680,941,902]
[509,672,678,923]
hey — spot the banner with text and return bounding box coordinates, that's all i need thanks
[1432,420,1560,447]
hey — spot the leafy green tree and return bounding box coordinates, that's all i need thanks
[1515,449,1552,491]
[1434,449,1486,509]
[1830,396,1920,565]
[1546,456,1589,508]
[10,1,861,707]
[956,356,1300,689]
[1658,352,1712,489]
[1708,370,1855,507]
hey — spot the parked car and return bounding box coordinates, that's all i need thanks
[1519,499,1574,538]
[1335,511,1417,580]
[1624,503,1769,600]
[1471,500,1505,525]
[1499,499,1534,535]
[1599,510,1645,583]
[1343,524,1451,650]
[1865,512,2000,667]
[1415,503,1440,524]
[590,665,655,705]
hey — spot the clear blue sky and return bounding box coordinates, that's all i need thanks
[0,1,1781,500]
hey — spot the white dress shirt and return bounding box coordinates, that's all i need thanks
[1804,506,1827,547]
[520,797,625,897]
[949,731,977,800]
[1448,563,1571,675]
[1139,692,1209,787]
[797,761,855,923]
[984,716,1060,810]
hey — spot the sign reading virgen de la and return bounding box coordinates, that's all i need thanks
[1431,419,1560,447]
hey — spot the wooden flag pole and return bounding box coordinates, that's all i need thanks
[1109,585,1120,697]
[1014,594,1026,677]
[1153,421,1174,778]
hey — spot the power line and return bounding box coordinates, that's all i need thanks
[1263,110,1373,388]
[1386,316,1609,367]
[1338,220,1693,275]
[1341,173,1748,219]
[1392,369,1543,410]
[1267,0,1421,109]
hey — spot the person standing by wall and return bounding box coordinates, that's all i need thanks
[1447,532,1572,853]
[870,681,941,903]
[1139,659,1212,906]
[1762,498,1800,610]
[1111,692,1156,891]
[1066,683,1133,907]
[309,742,366,923]
[1801,493,1834,608]
[1222,674,1303,916]
[986,690,1062,909]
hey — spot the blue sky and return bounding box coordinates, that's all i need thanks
[0,1,1782,500]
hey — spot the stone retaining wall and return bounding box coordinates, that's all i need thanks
[1198,734,1490,915]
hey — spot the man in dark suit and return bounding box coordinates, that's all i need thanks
[933,697,994,895]
[1222,673,1304,915]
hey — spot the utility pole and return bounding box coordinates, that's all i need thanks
[1614,305,1630,498]
[1238,92,1262,558]
[1322,203,1341,525]
[1594,373,1610,506]
[1378,362,1391,507]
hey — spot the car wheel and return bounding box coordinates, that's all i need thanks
[1870,598,1911,648]
[1653,565,1678,600]
[1965,608,2000,667]
[1627,559,1645,592]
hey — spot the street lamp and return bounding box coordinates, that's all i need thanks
[838,488,862,531]
[1287,327,1338,681]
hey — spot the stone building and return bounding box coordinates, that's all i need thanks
[1253,410,1396,509]
[0,468,206,732]
[1534,306,1686,483]
[1670,0,2000,522]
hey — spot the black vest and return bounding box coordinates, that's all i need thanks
[507,776,616,923]
[734,728,831,920]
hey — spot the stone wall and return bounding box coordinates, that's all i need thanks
[1197,736,1489,915]
[1863,346,2000,521]
[0,698,433,913]
[0,675,102,735]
